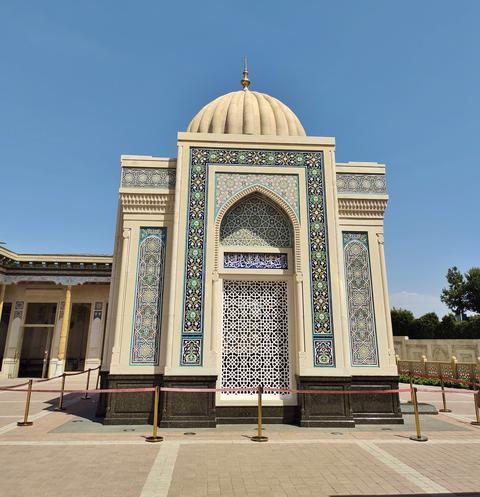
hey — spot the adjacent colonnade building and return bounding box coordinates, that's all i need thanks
[0,247,111,379]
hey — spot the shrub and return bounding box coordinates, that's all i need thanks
[398,374,473,390]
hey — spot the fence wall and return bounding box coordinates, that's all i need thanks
[394,336,480,386]
[394,336,480,363]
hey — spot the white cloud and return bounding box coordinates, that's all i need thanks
[389,291,449,318]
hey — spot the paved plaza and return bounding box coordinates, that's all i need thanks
[0,375,479,497]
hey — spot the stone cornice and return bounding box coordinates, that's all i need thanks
[0,274,111,285]
[338,198,388,219]
[0,246,112,280]
[120,192,175,214]
[0,246,111,265]
[177,131,336,148]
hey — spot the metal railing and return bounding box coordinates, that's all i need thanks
[397,355,480,386]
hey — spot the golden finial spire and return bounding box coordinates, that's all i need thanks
[241,56,250,90]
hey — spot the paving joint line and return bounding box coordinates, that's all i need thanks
[357,440,451,494]
[1,438,480,446]
[139,442,179,497]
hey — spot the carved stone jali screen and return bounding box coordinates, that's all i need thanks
[221,280,290,394]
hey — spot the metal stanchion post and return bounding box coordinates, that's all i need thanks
[251,385,268,442]
[17,379,34,426]
[409,387,428,442]
[82,369,91,400]
[95,368,101,390]
[471,391,480,426]
[146,386,163,442]
[407,371,413,403]
[55,373,66,411]
[439,377,451,413]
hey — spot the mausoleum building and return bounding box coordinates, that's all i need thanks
[0,69,401,426]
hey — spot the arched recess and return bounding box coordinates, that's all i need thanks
[213,185,302,273]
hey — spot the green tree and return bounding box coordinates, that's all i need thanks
[390,308,414,336]
[441,266,468,319]
[464,267,480,314]
[410,312,439,339]
[436,314,456,339]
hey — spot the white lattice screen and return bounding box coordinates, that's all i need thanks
[221,280,290,394]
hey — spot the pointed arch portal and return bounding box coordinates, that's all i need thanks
[180,147,333,369]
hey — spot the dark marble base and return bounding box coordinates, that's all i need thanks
[97,373,403,427]
[297,375,403,427]
[97,373,217,427]
[350,376,403,424]
[216,406,297,424]
[297,376,355,427]
[97,373,163,425]
[160,376,217,428]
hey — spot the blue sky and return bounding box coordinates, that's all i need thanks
[1,1,479,317]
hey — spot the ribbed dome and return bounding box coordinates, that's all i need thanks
[187,90,306,136]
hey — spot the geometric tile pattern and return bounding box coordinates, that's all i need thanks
[180,148,333,367]
[336,173,386,194]
[313,338,335,367]
[224,252,288,270]
[130,227,167,365]
[220,195,292,248]
[215,173,299,218]
[343,232,379,366]
[121,167,176,189]
[58,301,65,319]
[221,280,290,394]
[13,301,24,320]
[93,302,103,320]
[181,337,202,366]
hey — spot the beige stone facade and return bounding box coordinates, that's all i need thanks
[0,247,111,378]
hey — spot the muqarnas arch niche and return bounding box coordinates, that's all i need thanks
[220,194,293,248]
[219,194,293,393]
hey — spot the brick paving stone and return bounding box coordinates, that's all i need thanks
[167,443,425,497]
[0,445,159,497]
[382,442,480,494]
[1,376,480,497]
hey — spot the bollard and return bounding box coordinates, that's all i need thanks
[471,391,480,426]
[82,369,91,400]
[17,379,34,426]
[95,369,101,390]
[409,387,428,442]
[439,378,451,413]
[146,386,163,442]
[407,372,413,403]
[55,373,66,411]
[251,385,268,442]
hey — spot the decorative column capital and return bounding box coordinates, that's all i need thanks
[212,271,220,282]
[376,233,384,245]
[58,301,65,319]
[295,272,304,283]
[13,301,24,320]
[122,228,131,240]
